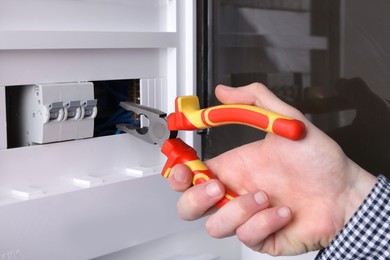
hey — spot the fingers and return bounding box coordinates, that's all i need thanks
[204,188,292,255]
[176,180,225,220]
[168,163,292,255]
[168,164,226,220]
[205,190,269,237]
[236,206,292,254]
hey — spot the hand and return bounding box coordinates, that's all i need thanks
[167,83,376,256]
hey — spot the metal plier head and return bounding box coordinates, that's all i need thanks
[116,101,177,147]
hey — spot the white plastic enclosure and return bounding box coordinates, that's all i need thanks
[0,1,237,259]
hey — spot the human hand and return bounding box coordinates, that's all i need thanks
[167,83,376,256]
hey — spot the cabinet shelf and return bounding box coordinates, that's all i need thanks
[0,31,178,50]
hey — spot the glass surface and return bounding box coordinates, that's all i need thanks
[198,0,390,177]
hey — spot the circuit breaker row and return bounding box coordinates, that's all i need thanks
[16,82,97,146]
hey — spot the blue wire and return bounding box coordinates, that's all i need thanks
[96,110,135,130]
[102,82,131,101]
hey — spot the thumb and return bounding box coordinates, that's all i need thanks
[215,83,304,120]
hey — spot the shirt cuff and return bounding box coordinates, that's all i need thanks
[315,175,390,259]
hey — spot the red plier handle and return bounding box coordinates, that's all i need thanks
[161,96,306,207]
[161,138,236,208]
[168,96,305,140]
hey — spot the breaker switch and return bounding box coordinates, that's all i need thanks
[82,100,98,119]
[66,101,82,120]
[13,82,96,146]
[46,102,66,123]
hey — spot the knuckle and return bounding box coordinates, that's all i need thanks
[176,186,211,221]
[205,219,220,238]
[176,195,199,221]
[176,204,190,221]
[237,227,267,254]
[235,200,251,219]
[235,226,253,245]
[250,82,266,91]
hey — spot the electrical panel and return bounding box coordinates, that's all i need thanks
[0,1,241,259]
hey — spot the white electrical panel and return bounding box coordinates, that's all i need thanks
[0,1,242,259]
[14,82,97,146]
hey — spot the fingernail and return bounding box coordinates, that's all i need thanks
[254,191,268,205]
[277,207,291,218]
[206,182,222,198]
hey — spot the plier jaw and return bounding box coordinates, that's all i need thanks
[117,101,177,146]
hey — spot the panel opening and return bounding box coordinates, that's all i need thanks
[93,79,140,137]
[5,79,141,148]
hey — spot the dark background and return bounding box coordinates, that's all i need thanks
[197,0,390,178]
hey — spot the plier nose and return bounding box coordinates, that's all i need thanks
[118,96,305,208]
[116,101,177,146]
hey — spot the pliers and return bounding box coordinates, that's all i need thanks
[117,96,305,208]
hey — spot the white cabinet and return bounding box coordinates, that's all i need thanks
[0,1,242,259]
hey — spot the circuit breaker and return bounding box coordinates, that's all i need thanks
[13,82,97,146]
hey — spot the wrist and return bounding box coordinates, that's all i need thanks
[343,160,376,225]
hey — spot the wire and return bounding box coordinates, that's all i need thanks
[102,82,132,101]
[96,110,139,131]
[94,80,140,137]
